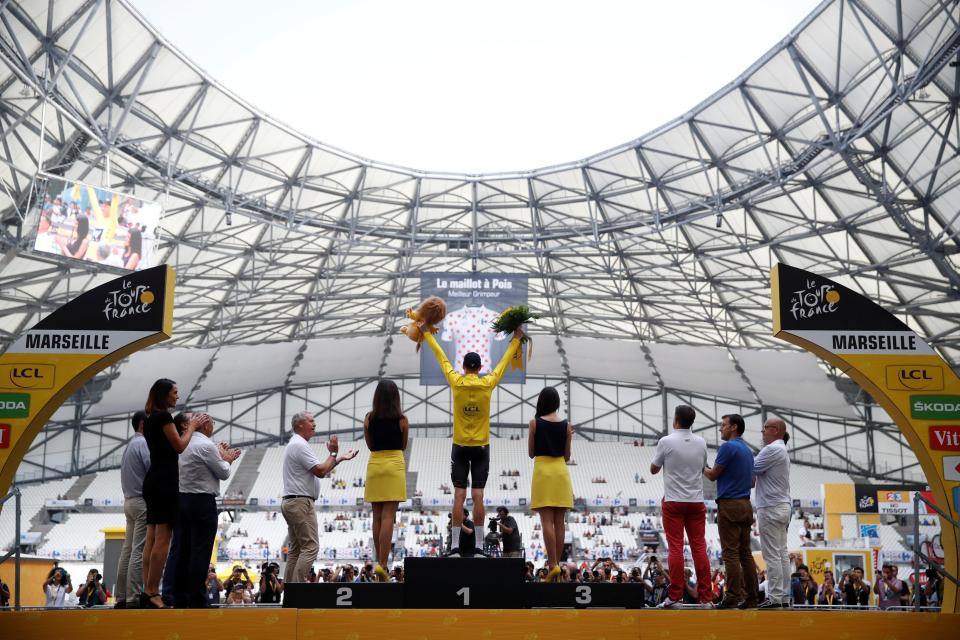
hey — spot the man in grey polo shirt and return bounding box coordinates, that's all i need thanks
[754,418,792,609]
[116,410,150,608]
[281,411,358,584]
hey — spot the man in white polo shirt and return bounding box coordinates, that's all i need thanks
[753,417,792,609]
[281,411,358,584]
[650,404,712,609]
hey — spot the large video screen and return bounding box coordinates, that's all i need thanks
[32,173,161,271]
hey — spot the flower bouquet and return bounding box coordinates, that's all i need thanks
[491,306,541,370]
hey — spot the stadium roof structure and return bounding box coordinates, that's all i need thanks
[0,0,958,484]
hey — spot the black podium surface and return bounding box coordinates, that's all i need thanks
[283,557,644,609]
[403,557,526,608]
[283,582,403,609]
[525,582,647,609]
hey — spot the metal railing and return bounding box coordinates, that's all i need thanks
[913,491,959,612]
[0,487,22,609]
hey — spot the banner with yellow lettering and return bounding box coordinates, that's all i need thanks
[772,262,959,613]
[0,265,175,498]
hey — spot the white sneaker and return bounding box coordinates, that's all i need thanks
[657,597,682,609]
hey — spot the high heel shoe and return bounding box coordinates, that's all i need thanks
[145,593,169,609]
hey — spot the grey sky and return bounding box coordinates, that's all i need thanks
[131,0,820,173]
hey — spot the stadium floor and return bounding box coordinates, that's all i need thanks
[4,607,958,639]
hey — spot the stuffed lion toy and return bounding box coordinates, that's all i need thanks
[400,296,447,351]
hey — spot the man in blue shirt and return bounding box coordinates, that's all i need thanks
[704,414,759,609]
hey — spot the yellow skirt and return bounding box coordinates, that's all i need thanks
[531,455,573,509]
[364,449,407,503]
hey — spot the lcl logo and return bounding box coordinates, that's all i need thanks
[885,365,943,391]
[0,364,55,390]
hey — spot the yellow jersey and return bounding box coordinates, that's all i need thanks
[423,332,521,446]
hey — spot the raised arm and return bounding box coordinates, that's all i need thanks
[485,332,522,387]
[162,416,198,454]
[423,332,461,385]
[310,435,358,478]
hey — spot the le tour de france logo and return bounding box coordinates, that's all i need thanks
[789,277,841,321]
[103,278,156,321]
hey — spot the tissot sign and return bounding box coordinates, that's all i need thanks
[771,263,960,613]
[0,265,175,498]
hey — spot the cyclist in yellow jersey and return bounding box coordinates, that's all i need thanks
[423,325,523,555]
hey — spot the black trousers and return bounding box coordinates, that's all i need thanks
[172,493,218,608]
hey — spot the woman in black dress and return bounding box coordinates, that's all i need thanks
[140,378,198,609]
[123,226,142,270]
[55,212,90,259]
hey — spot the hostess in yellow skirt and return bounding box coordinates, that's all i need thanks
[531,455,573,509]
[365,449,407,503]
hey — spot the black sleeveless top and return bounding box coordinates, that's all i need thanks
[534,417,567,457]
[144,410,177,479]
[368,415,403,451]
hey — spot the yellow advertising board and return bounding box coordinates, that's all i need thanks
[800,547,875,591]
[0,265,175,498]
[772,263,959,613]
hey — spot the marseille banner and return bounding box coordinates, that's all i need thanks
[0,265,175,497]
[419,273,527,385]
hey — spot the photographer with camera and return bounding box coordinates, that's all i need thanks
[258,562,283,603]
[223,565,254,605]
[76,568,107,607]
[592,557,619,583]
[43,566,73,607]
[205,566,223,605]
[839,566,870,606]
[492,506,522,558]
[923,567,943,609]
[644,570,670,607]
[791,564,817,605]
[458,509,477,557]
[642,555,664,582]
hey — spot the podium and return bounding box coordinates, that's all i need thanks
[283,557,643,609]
[525,583,646,608]
[403,557,525,608]
[283,582,403,609]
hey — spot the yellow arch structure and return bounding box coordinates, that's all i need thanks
[0,265,175,498]
[772,263,958,613]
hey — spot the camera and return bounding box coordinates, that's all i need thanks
[50,568,70,584]
[488,517,500,533]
